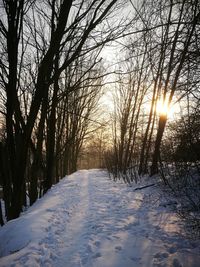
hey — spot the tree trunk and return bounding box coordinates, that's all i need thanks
[0,200,4,226]
[150,114,167,175]
[30,93,48,205]
[44,74,59,193]
[9,135,28,219]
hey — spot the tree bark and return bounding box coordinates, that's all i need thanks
[150,114,167,175]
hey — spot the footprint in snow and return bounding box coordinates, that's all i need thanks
[167,246,177,254]
[130,256,141,262]
[112,235,120,240]
[54,229,62,235]
[154,252,169,259]
[45,226,51,232]
[81,257,88,265]
[93,252,101,258]
[115,245,122,251]
[46,208,55,212]
[173,258,182,267]
[94,240,101,248]
[124,221,139,230]
[155,225,161,230]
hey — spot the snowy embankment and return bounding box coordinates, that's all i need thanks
[0,169,199,267]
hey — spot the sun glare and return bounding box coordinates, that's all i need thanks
[155,99,179,119]
[156,99,169,116]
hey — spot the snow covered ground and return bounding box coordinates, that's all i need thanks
[0,169,199,267]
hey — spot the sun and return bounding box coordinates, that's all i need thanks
[155,99,178,119]
[156,99,169,116]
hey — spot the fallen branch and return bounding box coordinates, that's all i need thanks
[134,183,155,191]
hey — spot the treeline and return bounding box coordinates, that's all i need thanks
[105,0,200,180]
[104,0,200,236]
[0,0,199,227]
[0,0,129,223]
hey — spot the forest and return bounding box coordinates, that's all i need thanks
[0,0,199,236]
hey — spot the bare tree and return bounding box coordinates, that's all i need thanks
[0,0,126,220]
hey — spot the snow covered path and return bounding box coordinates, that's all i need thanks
[0,169,200,267]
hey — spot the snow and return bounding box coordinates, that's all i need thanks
[0,169,199,267]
